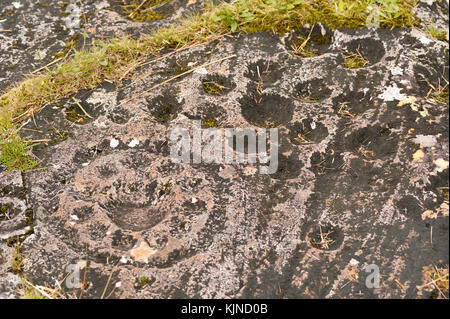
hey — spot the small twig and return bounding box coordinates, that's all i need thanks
[0,29,12,33]
[119,54,237,106]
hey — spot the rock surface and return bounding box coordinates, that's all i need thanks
[0,0,449,298]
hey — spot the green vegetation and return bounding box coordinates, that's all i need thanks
[0,0,420,171]
[173,61,192,74]
[428,78,449,104]
[432,85,449,104]
[290,29,332,58]
[202,80,226,94]
[426,25,448,42]
[121,0,168,22]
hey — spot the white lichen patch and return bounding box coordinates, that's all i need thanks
[378,85,407,101]
[412,135,437,148]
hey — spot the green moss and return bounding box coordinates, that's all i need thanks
[53,34,79,59]
[121,0,168,22]
[23,209,34,227]
[202,118,218,128]
[80,12,92,28]
[256,121,276,128]
[160,182,172,195]
[0,187,11,195]
[343,51,369,69]
[12,245,24,274]
[311,33,331,45]
[432,85,449,104]
[7,236,17,247]
[137,276,152,288]
[442,189,449,201]
[426,25,448,42]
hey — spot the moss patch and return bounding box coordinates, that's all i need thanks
[65,105,87,123]
[12,245,24,274]
[343,50,369,69]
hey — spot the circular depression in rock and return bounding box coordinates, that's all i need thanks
[146,89,183,124]
[294,78,332,101]
[99,180,170,231]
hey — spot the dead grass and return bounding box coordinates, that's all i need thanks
[419,264,449,299]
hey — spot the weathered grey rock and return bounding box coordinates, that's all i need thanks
[0,0,203,91]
